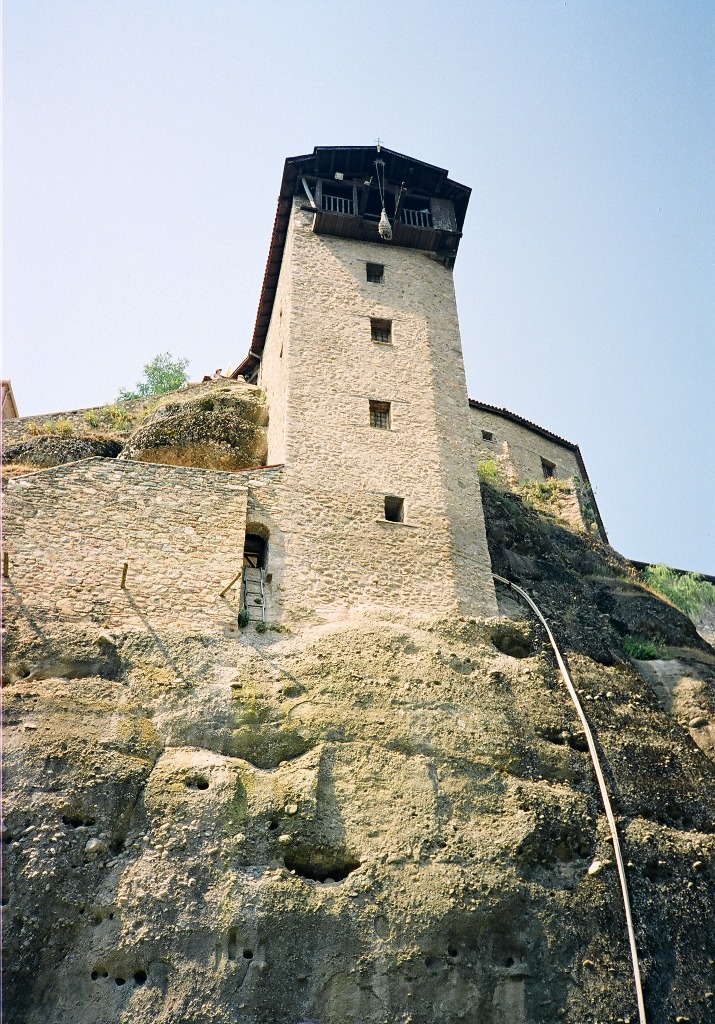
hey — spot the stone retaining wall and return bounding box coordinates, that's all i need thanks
[4,459,249,634]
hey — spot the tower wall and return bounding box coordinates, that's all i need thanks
[259,199,497,620]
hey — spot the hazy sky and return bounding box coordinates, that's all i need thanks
[4,2,714,573]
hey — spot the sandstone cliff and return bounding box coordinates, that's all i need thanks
[4,484,715,1024]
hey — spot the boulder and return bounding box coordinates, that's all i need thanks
[118,383,268,470]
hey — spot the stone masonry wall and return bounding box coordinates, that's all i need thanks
[469,407,594,533]
[259,200,497,619]
[246,470,464,620]
[470,406,583,484]
[4,459,249,634]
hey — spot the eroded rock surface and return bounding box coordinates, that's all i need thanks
[4,605,715,1024]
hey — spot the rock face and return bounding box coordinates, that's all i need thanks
[4,489,715,1024]
[118,383,268,470]
[3,436,123,467]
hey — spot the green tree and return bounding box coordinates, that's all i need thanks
[117,352,190,401]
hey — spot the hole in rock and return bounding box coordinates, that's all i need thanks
[115,977,126,986]
[448,945,459,958]
[133,970,147,985]
[90,972,98,981]
[185,776,210,790]
[424,955,436,968]
[283,852,360,883]
[643,859,671,882]
[505,957,515,967]
[228,930,238,961]
[62,814,96,828]
[243,949,253,960]
[567,732,588,753]
[268,820,279,831]
[539,727,567,746]
[490,626,532,659]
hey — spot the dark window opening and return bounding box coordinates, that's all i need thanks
[481,430,494,441]
[399,196,432,228]
[243,533,267,569]
[541,459,556,479]
[369,401,391,430]
[322,181,353,215]
[366,262,384,284]
[363,187,396,221]
[371,318,392,344]
[384,495,404,522]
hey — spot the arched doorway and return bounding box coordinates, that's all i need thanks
[241,526,269,623]
[243,532,267,569]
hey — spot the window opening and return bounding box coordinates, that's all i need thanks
[541,459,556,479]
[399,197,432,228]
[384,496,404,522]
[243,534,267,569]
[322,181,353,215]
[369,401,391,429]
[366,263,384,284]
[363,187,395,221]
[371,318,392,344]
[481,430,494,441]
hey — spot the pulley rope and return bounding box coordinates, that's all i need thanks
[493,574,648,1024]
[375,157,393,240]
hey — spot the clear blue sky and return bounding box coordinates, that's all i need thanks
[4,2,714,573]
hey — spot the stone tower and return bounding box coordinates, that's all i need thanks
[235,146,497,621]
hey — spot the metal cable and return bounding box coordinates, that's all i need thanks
[493,573,647,1024]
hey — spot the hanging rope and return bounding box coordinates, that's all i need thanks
[493,574,648,1024]
[375,158,393,240]
[393,183,406,225]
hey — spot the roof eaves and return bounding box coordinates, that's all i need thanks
[469,399,579,450]
[231,153,312,380]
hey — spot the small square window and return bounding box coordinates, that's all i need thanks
[366,262,384,284]
[384,495,404,522]
[369,400,391,429]
[541,459,556,479]
[481,430,494,441]
[371,318,392,344]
